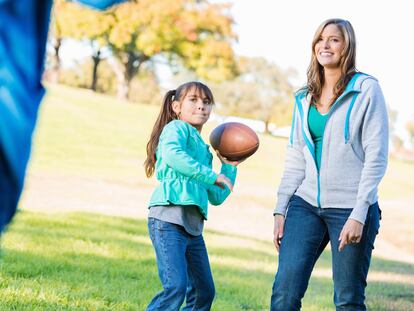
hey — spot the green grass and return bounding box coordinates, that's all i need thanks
[1,211,413,310]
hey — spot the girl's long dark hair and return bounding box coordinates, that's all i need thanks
[307,18,357,106]
[144,81,214,177]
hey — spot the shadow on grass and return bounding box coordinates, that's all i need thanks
[0,211,412,311]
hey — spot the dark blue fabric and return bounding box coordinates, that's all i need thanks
[0,0,124,232]
[270,195,380,311]
[72,0,125,10]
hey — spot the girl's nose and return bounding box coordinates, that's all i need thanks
[197,101,205,110]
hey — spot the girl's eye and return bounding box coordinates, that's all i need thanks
[204,100,212,105]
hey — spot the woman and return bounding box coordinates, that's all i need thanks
[271,19,388,310]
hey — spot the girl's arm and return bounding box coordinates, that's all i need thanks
[160,121,218,185]
[207,163,237,205]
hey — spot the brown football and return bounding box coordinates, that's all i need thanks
[209,122,260,161]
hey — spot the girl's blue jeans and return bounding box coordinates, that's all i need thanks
[271,195,380,311]
[147,218,215,311]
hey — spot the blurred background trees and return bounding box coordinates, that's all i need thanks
[45,0,309,134]
[212,57,295,133]
[48,0,238,100]
[44,0,409,144]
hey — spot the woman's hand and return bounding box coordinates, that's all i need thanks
[214,174,233,191]
[273,214,285,252]
[216,151,245,167]
[338,219,364,251]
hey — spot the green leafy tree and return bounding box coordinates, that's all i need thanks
[108,0,236,100]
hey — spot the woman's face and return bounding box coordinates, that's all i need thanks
[314,24,346,69]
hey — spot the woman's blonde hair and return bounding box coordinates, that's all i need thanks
[307,18,357,105]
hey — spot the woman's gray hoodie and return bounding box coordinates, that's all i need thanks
[274,73,388,224]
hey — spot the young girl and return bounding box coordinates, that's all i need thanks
[144,81,239,311]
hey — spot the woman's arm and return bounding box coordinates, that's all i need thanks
[349,81,389,224]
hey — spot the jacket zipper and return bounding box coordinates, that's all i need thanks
[315,89,358,207]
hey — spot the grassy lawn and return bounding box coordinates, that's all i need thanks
[1,211,414,311]
[0,84,413,310]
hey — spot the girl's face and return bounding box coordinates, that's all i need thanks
[172,88,213,131]
[314,24,346,69]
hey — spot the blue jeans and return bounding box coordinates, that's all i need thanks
[270,195,380,311]
[147,218,215,311]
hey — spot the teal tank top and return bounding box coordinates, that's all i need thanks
[308,105,329,171]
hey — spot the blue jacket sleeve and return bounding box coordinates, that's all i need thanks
[160,121,218,185]
[207,163,237,205]
[71,0,126,10]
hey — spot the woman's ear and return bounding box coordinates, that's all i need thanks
[172,100,181,116]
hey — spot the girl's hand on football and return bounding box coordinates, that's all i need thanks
[216,151,244,166]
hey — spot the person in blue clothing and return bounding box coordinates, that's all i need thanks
[0,0,124,234]
[144,81,241,311]
[271,19,388,310]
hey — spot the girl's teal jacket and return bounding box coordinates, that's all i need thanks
[149,120,237,219]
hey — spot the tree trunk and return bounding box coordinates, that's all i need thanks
[47,37,62,83]
[117,74,129,101]
[112,51,149,101]
[109,57,128,101]
[91,49,101,91]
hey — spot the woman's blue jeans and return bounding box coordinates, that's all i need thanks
[270,195,380,311]
[147,218,215,311]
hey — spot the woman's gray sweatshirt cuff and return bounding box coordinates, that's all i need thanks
[273,194,290,216]
[349,202,369,225]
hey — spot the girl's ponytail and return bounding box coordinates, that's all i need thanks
[144,90,178,177]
